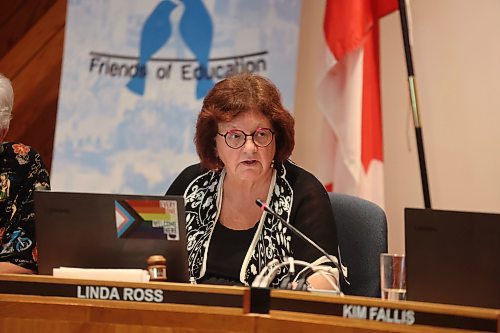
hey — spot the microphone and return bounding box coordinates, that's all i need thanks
[255,199,346,283]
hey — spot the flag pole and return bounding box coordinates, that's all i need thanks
[398,0,432,209]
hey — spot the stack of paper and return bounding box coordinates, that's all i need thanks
[53,267,150,283]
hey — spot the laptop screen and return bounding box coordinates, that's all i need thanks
[405,208,500,309]
[34,191,189,283]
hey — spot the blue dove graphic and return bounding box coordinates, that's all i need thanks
[179,0,214,99]
[127,0,178,95]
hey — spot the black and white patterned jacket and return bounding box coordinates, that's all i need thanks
[167,160,339,286]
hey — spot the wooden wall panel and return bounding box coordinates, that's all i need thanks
[0,0,65,173]
[0,0,56,57]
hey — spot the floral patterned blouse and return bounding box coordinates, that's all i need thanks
[0,142,50,272]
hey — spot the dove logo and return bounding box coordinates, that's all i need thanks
[88,0,269,100]
[127,0,215,99]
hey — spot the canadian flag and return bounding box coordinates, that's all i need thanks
[317,0,398,208]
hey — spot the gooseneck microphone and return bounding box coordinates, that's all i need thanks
[255,199,345,282]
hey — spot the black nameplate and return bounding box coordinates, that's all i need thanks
[0,280,243,308]
[270,298,498,332]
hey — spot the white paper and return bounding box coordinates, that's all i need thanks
[53,267,150,283]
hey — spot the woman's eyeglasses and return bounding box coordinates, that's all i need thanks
[217,128,275,149]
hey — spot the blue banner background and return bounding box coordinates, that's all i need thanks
[52,0,301,194]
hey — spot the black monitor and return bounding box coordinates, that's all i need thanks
[34,191,189,283]
[405,208,500,309]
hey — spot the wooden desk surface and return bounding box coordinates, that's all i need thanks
[0,274,498,333]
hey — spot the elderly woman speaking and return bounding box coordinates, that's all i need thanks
[167,72,341,290]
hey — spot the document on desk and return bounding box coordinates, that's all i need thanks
[53,267,150,283]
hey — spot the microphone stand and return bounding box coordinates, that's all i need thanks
[398,0,432,208]
[255,199,346,283]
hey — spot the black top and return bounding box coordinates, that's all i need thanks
[202,222,258,285]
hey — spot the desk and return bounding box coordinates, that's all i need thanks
[0,274,498,332]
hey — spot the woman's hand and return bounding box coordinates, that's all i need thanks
[0,262,35,274]
[306,271,339,291]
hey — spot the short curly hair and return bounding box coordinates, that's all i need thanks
[195,72,295,170]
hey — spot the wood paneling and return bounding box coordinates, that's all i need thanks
[0,0,65,173]
[0,0,56,57]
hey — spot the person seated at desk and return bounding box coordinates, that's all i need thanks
[167,72,342,290]
[0,73,50,274]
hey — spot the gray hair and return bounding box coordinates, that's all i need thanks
[0,73,13,129]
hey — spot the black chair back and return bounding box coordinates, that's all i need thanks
[329,192,387,297]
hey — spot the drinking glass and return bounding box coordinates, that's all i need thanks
[380,253,406,301]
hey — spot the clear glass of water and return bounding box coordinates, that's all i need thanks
[380,253,406,301]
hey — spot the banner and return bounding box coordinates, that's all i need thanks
[52,0,301,194]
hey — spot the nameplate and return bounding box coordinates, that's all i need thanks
[342,304,415,325]
[0,280,243,309]
[77,285,163,302]
[270,297,498,332]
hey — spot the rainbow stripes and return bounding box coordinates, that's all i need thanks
[115,199,178,239]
